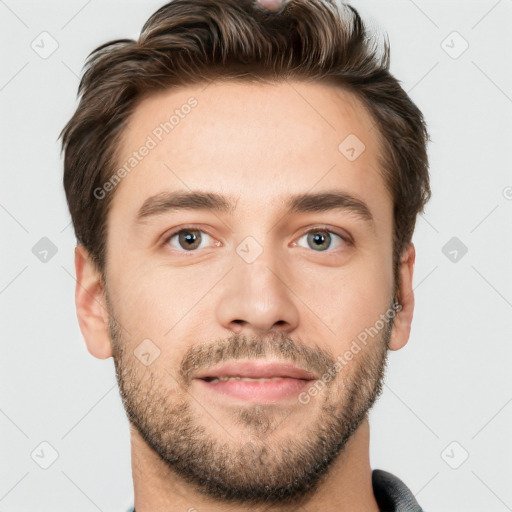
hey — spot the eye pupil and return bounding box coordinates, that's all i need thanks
[307,231,331,251]
[179,230,201,250]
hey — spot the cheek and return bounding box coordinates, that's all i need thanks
[291,255,393,351]
[109,262,217,347]
[107,259,170,343]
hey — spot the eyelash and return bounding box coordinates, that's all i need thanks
[161,225,353,255]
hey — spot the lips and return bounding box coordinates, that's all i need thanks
[193,360,317,382]
[193,360,318,403]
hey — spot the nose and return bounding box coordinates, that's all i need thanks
[215,253,300,337]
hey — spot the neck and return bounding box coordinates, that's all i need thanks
[130,417,380,512]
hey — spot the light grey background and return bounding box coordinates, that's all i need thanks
[1,1,511,510]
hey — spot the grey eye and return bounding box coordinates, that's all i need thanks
[296,230,345,252]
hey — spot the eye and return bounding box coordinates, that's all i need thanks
[164,228,218,252]
[294,228,351,252]
[162,226,351,255]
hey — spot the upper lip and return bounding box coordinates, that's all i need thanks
[194,360,318,380]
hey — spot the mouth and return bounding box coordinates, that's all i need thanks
[193,360,317,403]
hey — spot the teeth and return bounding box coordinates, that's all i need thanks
[206,376,285,383]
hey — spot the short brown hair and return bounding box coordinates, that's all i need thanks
[60,0,430,294]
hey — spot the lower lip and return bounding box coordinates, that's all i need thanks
[195,377,313,403]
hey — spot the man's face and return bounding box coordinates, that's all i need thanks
[102,81,397,505]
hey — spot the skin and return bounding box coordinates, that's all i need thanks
[74,80,415,511]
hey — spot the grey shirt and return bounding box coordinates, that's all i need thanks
[126,468,424,512]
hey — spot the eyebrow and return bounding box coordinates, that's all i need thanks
[135,190,375,228]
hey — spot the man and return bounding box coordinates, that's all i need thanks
[60,0,431,510]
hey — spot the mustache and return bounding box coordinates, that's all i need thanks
[179,331,336,385]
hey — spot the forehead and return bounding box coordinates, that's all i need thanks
[109,80,390,222]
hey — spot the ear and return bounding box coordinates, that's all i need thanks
[74,245,113,359]
[388,243,415,351]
